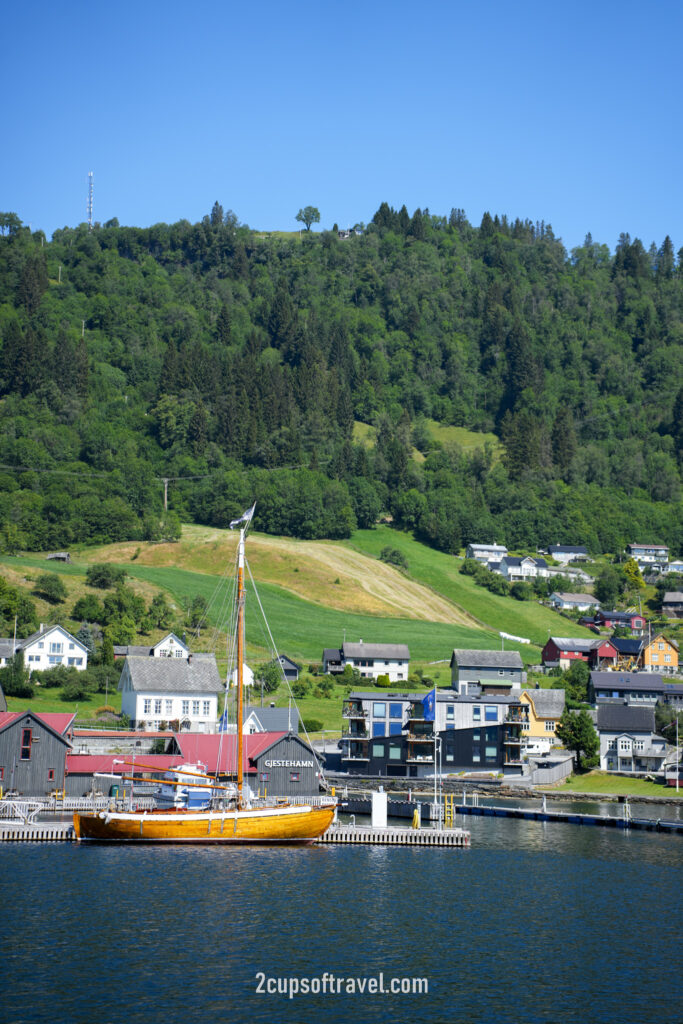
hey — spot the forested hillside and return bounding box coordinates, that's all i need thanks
[0,204,681,556]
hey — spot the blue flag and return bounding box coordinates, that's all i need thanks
[422,687,436,721]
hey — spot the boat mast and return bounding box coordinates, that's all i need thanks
[236,525,246,807]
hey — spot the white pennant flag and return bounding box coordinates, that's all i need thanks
[229,503,256,530]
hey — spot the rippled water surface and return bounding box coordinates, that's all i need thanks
[1,818,680,1024]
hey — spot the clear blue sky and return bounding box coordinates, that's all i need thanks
[3,0,681,253]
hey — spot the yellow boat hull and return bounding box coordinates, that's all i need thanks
[73,803,336,843]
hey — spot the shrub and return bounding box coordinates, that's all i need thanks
[86,564,127,589]
[94,705,117,717]
[291,680,310,698]
[380,546,408,570]
[375,674,393,688]
[61,680,91,701]
[302,717,323,732]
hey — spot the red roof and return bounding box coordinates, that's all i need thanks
[0,711,76,736]
[173,731,287,774]
[72,729,174,738]
[65,753,184,775]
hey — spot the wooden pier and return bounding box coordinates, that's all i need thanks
[318,824,470,846]
[0,823,75,842]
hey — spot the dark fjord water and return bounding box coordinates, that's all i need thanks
[1,816,680,1024]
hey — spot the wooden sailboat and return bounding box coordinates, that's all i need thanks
[73,508,336,843]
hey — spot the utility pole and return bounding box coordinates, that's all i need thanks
[87,172,93,230]
[162,478,169,511]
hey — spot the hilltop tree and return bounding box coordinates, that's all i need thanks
[296,206,320,231]
[34,573,67,604]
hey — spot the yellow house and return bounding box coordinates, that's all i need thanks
[520,689,566,753]
[641,634,679,673]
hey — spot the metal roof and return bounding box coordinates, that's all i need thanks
[120,655,221,694]
[548,637,603,653]
[549,545,588,554]
[522,689,566,717]
[596,704,655,733]
[450,649,524,669]
[173,731,302,774]
[0,711,75,739]
[590,671,668,692]
[342,642,410,660]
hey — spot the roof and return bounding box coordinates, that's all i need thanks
[348,691,423,701]
[342,642,410,660]
[20,625,87,652]
[550,593,596,604]
[114,644,154,657]
[503,556,547,568]
[628,542,668,550]
[549,545,588,555]
[0,711,75,740]
[468,544,507,553]
[596,610,644,621]
[173,731,293,774]
[323,648,342,661]
[522,689,566,717]
[277,654,300,670]
[120,655,221,693]
[547,637,601,653]
[244,706,296,733]
[450,650,524,670]
[610,638,644,656]
[590,671,667,693]
[65,753,182,775]
[596,704,655,733]
[663,592,683,603]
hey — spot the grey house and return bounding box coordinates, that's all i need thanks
[0,711,74,796]
[596,704,667,774]
[450,650,525,692]
[589,671,683,707]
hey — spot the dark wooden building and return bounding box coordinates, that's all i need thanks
[0,711,74,796]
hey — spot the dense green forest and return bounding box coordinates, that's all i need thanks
[0,204,681,556]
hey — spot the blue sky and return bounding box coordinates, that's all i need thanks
[2,0,681,253]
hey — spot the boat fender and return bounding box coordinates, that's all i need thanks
[98,811,106,819]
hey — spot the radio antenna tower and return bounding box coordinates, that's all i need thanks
[87,172,93,230]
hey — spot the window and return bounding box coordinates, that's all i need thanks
[165,700,173,715]
[522,722,530,731]
[665,655,671,663]
[446,753,454,762]
[0,767,3,780]
[144,699,152,715]
[651,654,659,662]
[20,729,32,760]
[48,769,55,781]
[472,753,481,763]
[290,772,300,783]
[473,706,481,722]
[69,643,75,650]
[389,722,402,736]
[658,642,664,650]
[545,721,556,732]
[49,643,63,654]
[472,731,480,741]
[389,703,403,719]
[175,649,183,658]
[608,739,616,750]
[446,705,454,720]
[389,744,402,761]
[154,699,162,715]
[76,658,83,666]
[203,701,210,715]
[372,743,384,757]
[48,656,62,666]
[619,739,631,752]
[192,700,199,715]
[28,655,39,663]
[485,745,497,757]
[634,741,645,751]
[38,642,44,649]
[485,706,497,722]
[182,700,190,715]
[372,722,386,738]
[373,703,386,718]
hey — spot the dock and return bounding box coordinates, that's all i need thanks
[318,824,470,846]
[0,823,75,842]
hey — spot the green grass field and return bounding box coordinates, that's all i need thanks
[343,526,595,652]
[542,771,682,799]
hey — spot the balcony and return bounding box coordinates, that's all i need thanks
[406,753,434,763]
[506,710,528,725]
[342,703,368,719]
[407,731,434,743]
[342,723,368,739]
[408,703,427,721]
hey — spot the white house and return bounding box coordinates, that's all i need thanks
[322,641,410,682]
[498,556,549,582]
[548,545,588,564]
[549,592,600,612]
[465,543,508,565]
[230,663,255,688]
[596,704,667,775]
[113,633,189,660]
[118,654,221,732]
[0,625,89,672]
[626,542,669,566]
